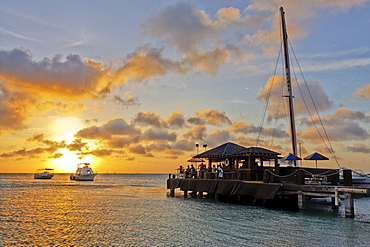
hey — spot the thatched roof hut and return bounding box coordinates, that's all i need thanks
[194,142,280,159]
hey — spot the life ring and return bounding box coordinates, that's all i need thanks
[225,158,229,166]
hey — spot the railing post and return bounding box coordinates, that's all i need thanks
[263,169,270,183]
[297,169,305,185]
[343,169,352,186]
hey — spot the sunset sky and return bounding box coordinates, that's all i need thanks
[1,0,369,174]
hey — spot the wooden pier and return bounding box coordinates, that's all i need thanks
[167,170,370,218]
[168,142,370,218]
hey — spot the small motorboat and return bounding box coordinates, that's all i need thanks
[34,168,54,179]
[70,163,97,181]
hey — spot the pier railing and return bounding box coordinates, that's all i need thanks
[172,166,346,186]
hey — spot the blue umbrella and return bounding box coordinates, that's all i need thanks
[304,152,329,168]
[283,153,302,160]
[282,153,301,166]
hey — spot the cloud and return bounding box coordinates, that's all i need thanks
[0,48,109,99]
[167,110,187,129]
[113,91,139,106]
[298,107,369,143]
[300,107,370,126]
[183,125,207,140]
[141,2,238,75]
[346,143,370,153]
[129,144,147,155]
[143,2,216,54]
[0,48,109,133]
[141,129,177,142]
[226,121,289,138]
[257,75,333,120]
[0,133,68,158]
[106,136,140,149]
[172,139,195,151]
[188,109,232,126]
[354,84,370,101]
[90,149,122,157]
[67,139,88,151]
[299,122,369,143]
[114,44,187,82]
[133,111,167,128]
[0,86,35,133]
[75,118,140,140]
[205,130,231,147]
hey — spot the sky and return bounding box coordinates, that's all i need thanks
[0,0,369,174]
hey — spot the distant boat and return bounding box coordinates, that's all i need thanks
[34,168,54,179]
[70,163,97,181]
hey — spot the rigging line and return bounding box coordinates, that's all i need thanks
[269,48,285,150]
[256,46,282,147]
[288,40,341,168]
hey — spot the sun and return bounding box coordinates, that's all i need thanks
[50,148,99,173]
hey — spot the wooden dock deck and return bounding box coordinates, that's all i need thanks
[167,173,370,218]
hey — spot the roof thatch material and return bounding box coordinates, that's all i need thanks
[194,142,280,158]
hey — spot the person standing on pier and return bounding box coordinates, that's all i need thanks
[217,164,224,179]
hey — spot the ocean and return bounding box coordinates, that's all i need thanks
[1,173,369,246]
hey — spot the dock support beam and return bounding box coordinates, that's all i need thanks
[344,193,354,218]
[298,192,305,210]
[331,187,339,209]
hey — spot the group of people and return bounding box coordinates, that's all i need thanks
[178,163,223,179]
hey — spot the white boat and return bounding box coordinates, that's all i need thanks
[34,168,54,179]
[70,163,97,181]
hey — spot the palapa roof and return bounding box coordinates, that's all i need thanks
[193,142,280,159]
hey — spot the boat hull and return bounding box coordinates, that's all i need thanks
[70,174,96,181]
[34,173,54,179]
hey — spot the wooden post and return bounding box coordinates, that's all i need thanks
[331,187,339,209]
[297,169,305,185]
[343,169,352,186]
[170,188,175,197]
[344,193,354,218]
[298,192,305,210]
[263,169,270,183]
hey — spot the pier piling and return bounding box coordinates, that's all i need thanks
[344,193,355,218]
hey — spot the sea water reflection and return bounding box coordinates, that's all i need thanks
[1,173,369,246]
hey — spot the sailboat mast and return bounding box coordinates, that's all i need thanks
[280,7,298,166]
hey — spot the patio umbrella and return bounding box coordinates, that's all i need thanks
[283,153,302,160]
[282,153,301,166]
[304,152,329,168]
[187,158,205,162]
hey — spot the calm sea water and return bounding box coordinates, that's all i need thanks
[1,173,369,246]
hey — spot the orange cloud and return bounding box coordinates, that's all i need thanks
[0,48,109,99]
[354,84,370,101]
[183,125,207,140]
[257,75,332,120]
[188,109,232,126]
[75,118,140,140]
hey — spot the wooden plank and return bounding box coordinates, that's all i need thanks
[337,187,370,194]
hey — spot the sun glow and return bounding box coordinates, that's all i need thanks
[50,149,99,173]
